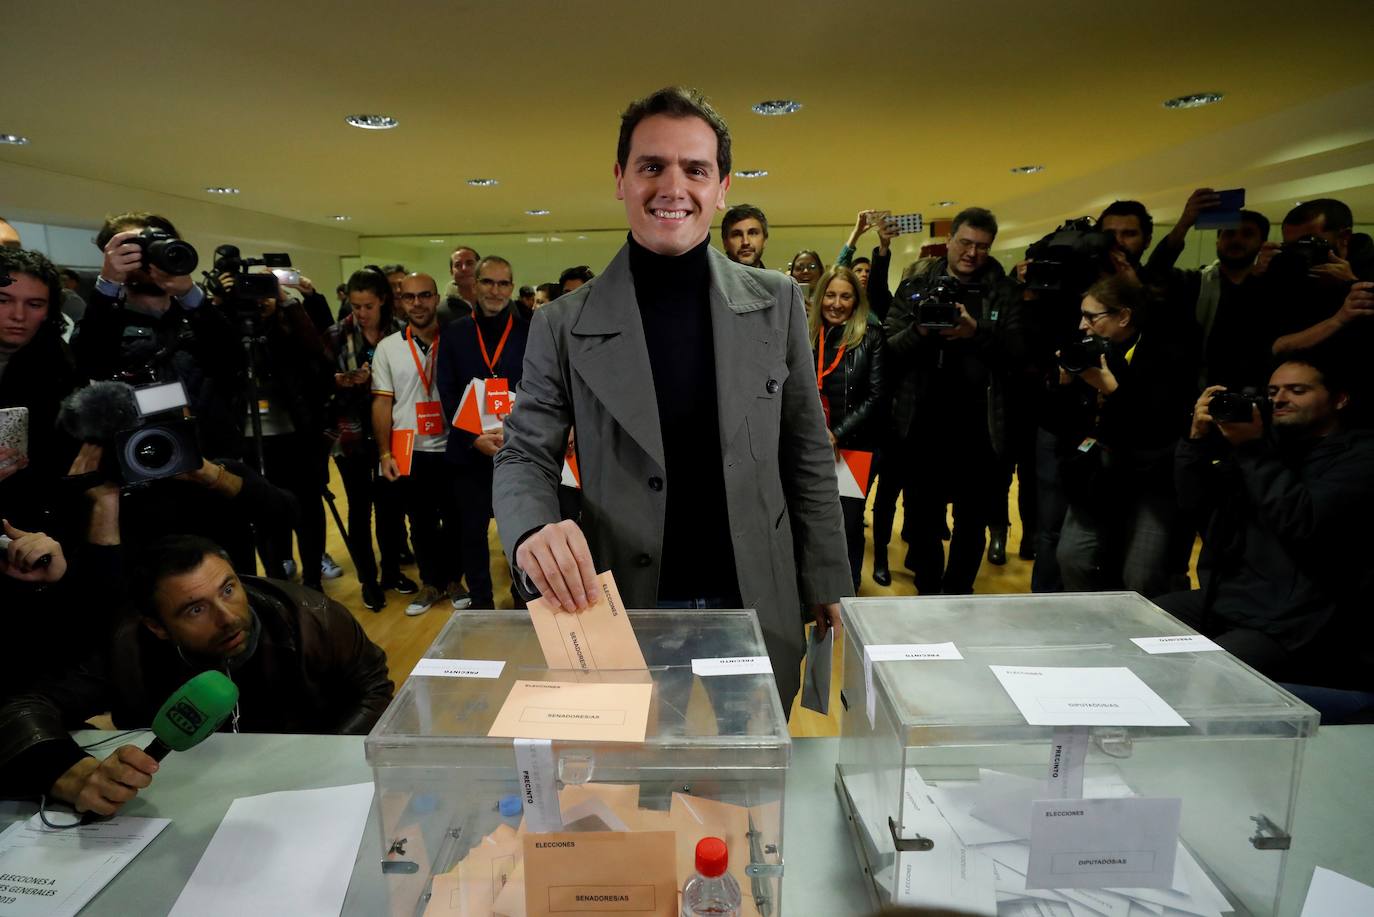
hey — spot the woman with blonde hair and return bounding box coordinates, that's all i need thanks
[809,265,886,592]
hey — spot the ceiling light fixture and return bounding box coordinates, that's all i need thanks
[204,187,240,195]
[344,114,399,130]
[329,215,352,221]
[932,200,957,207]
[466,178,499,187]
[734,169,769,178]
[1163,92,1223,110]
[752,100,802,116]
[0,134,30,145]
[1010,165,1045,174]
[526,209,550,216]
[429,239,446,243]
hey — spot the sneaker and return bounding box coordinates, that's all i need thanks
[281,558,298,580]
[383,573,419,595]
[448,582,472,610]
[361,581,386,612]
[321,553,344,579]
[405,585,444,617]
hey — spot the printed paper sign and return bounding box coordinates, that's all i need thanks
[514,738,563,834]
[1026,797,1182,890]
[489,680,653,743]
[410,658,505,679]
[691,656,773,676]
[865,643,963,728]
[989,665,1189,727]
[1130,635,1224,655]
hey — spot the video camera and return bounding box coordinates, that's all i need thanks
[1058,335,1115,374]
[59,380,203,485]
[131,227,199,276]
[204,245,293,316]
[1024,218,1117,296]
[895,275,979,330]
[1209,389,1269,424]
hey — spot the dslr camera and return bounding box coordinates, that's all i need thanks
[1208,389,1269,424]
[60,380,203,486]
[1024,218,1117,296]
[1267,235,1332,282]
[204,245,293,318]
[131,227,199,276]
[1058,335,1115,374]
[897,275,975,329]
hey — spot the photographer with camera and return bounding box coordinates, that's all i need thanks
[1047,274,1196,598]
[883,207,1024,594]
[73,212,240,460]
[1153,351,1374,710]
[1263,199,1374,346]
[0,249,83,530]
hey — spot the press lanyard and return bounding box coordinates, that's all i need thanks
[816,326,846,390]
[406,325,439,395]
[476,312,514,377]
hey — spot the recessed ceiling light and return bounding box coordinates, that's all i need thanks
[429,239,446,243]
[329,215,352,221]
[752,100,802,116]
[734,169,769,178]
[204,187,240,195]
[466,178,499,187]
[1010,165,1045,174]
[0,134,30,145]
[526,209,550,216]
[1163,92,1223,110]
[932,200,957,207]
[344,114,398,130]
[577,234,589,240]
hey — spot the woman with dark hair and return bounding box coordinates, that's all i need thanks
[1049,273,1196,598]
[327,269,413,610]
[789,249,824,299]
[809,265,885,592]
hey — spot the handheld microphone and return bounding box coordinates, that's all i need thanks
[145,670,240,761]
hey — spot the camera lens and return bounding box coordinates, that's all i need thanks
[147,238,200,276]
[125,428,182,474]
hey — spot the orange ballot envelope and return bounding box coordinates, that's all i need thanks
[528,571,647,672]
[488,680,653,743]
[522,830,678,917]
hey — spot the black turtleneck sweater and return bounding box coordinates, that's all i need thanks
[628,235,739,603]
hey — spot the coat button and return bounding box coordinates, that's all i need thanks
[635,553,652,567]
[648,476,663,491]
[766,379,780,394]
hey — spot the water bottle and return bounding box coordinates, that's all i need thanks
[681,836,742,917]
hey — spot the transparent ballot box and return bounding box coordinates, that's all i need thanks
[836,592,1318,917]
[365,609,789,916]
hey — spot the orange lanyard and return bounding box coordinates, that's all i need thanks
[406,325,439,395]
[816,327,846,390]
[476,312,514,377]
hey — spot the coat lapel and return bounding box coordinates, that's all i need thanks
[707,248,777,451]
[570,246,666,471]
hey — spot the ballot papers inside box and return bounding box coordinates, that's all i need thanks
[836,592,1318,917]
[365,608,790,916]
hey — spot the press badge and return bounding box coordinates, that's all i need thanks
[416,401,444,436]
[485,378,511,417]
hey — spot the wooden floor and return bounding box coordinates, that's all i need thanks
[315,466,1187,739]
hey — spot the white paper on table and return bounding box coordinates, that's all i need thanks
[1026,797,1182,891]
[1130,636,1224,655]
[0,814,169,917]
[1300,867,1374,917]
[167,782,373,917]
[989,666,1189,727]
[891,820,996,916]
[410,657,505,679]
[864,643,962,728]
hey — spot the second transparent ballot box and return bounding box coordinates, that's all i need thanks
[365,609,790,916]
[836,592,1318,917]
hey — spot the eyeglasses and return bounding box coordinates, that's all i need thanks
[478,278,514,289]
[398,291,437,304]
[951,238,992,254]
[1080,309,1117,324]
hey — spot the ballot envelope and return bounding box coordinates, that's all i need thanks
[365,608,790,917]
[837,591,1317,917]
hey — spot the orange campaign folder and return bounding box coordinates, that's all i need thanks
[453,378,508,435]
[560,451,581,489]
[836,449,874,499]
[389,429,415,476]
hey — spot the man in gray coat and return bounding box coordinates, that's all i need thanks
[493,87,850,707]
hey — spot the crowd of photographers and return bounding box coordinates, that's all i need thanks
[1,184,1372,790]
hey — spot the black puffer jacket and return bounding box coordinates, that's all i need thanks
[0,576,393,799]
[815,323,886,451]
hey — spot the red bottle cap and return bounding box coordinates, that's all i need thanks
[694,836,729,878]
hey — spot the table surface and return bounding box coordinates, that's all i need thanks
[8,728,1371,916]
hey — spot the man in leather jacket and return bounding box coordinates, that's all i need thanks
[0,534,393,815]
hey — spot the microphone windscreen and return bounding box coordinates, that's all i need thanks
[58,381,142,442]
[150,671,240,752]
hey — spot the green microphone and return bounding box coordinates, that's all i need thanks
[146,671,240,761]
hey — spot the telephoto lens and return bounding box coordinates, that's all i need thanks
[135,227,199,275]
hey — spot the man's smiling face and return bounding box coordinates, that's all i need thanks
[615,114,730,256]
